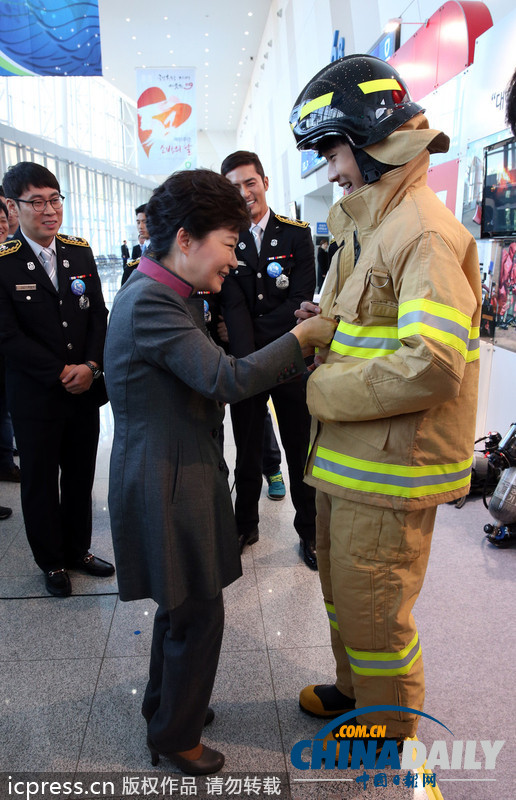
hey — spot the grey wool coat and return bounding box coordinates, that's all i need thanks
[104,259,306,609]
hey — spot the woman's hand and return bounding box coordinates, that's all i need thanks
[290,314,337,354]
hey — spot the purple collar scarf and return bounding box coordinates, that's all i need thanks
[137,255,194,298]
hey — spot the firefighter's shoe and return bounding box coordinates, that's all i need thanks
[328,723,404,767]
[299,684,355,718]
[266,471,286,500]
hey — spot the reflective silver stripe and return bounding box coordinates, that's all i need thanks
[346,635,421,675]
[313,454,472,489]
[332,327,401,352]
[398,309,470,347]
[325,601,339,630]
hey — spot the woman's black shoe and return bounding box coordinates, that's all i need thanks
[147,737,225,774]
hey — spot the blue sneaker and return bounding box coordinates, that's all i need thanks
[266,471,286,500]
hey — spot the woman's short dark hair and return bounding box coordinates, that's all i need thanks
[0,199,8,219]
[2,162,60,199]
[146,169,250,260]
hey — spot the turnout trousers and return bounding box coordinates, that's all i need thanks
[316,490,436,738]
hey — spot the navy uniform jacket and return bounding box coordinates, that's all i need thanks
[221,211,315,356]
[0,230,108,419]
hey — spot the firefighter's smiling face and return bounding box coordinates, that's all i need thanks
[321,141,366,195]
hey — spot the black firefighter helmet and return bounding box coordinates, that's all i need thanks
[289,54,422,153]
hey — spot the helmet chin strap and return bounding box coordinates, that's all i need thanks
[352,146,398,184]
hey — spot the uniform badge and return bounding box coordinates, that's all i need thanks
[79,295,90,309]
[239,242,246,250]
[27,262,36,271]
[63,259,70,269]
[267,262,283,278]
[276,274,289,289]
[271,239,278,247]
[71,279,86,296]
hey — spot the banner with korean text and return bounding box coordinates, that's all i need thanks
[136,67,196,175]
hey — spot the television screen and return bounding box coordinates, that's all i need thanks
[481,135,516,238]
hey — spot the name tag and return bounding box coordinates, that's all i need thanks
[16,284,37,291]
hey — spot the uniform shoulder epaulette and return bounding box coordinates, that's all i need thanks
[274,213,310,229]
[127,257,140,267]
[0,239,22,257]
[56,233,90,247]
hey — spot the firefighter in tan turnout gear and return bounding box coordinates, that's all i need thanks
[290,55,481,754]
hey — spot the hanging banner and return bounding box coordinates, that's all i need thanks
[0,0,102,77]
[136,67,197,175]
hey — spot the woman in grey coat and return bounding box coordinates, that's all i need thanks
[104,169,336,776]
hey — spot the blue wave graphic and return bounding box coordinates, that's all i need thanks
[0,0,102,76]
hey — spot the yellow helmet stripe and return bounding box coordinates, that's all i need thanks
[358,78,402,95]
[299,92,334,120]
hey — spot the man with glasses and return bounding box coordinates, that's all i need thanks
[0,162,114,596]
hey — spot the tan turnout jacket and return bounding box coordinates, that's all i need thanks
[305,117,482,510]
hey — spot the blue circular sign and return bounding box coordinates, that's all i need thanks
[267,262,283,278]
[71,279,86,296]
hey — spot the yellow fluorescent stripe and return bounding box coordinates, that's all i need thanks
[466,349,480,362]
[358,78,402,94]
[399,322,468,358]
[336,321,399,338]
[316,447,473,477]
[346,632,419,662]
[299,92,334,120]
[350,646,422,676]
[399,298,471,329]
[469,326,480,338]
[312,466,470,498]
[330,343,399,358]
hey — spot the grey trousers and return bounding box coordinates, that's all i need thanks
[143,592,224,751]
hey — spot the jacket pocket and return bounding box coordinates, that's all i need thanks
[339,417,390,453]
[332,265,398,323]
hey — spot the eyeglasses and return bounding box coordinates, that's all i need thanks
[13,195,65,212]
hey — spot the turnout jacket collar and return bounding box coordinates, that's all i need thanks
[328,150,430,242]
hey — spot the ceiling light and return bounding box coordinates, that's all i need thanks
[125,17,130,22]
[164,16,168,20]
[204,32,209,36]
[248,11,253,16]
[204,62,209,66]
[137,51,142,55]
[244,31,249,35]
[205,48,209,52]
[131,36,136,40]
[166,34,171,38]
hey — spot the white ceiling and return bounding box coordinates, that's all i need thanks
[98,0,272,132]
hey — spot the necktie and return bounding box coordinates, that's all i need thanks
[40,247,58,290]
[252,224,263,254]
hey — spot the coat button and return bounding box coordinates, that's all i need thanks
[257,293,263,300]
[67,343,73,350]
[26,295,31,300]
[257,272,262,278]
[62,321,68,327]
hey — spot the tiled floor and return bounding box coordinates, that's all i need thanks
[1,271,515,799]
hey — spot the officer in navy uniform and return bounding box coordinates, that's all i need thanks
[220,151,317,569]
[0,162,114,597]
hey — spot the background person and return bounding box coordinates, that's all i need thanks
[290,55,481,754]
[220,150,318,569]
[0,162,113,597]
[104,168,336,777]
